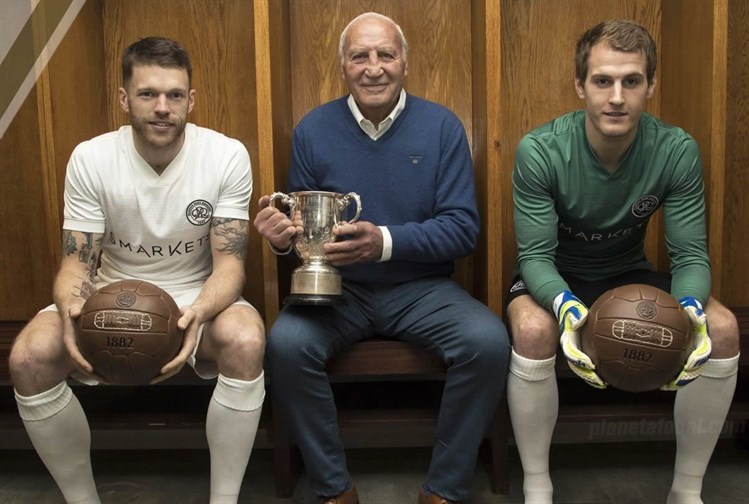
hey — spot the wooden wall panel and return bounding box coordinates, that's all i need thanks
[287,0,475,293]
[471,0,500,309]
[101,0,265,312]
[254,0,293,324]
[0,0,106,321]
[498,0,662,298]
[661,0,714,191]
[0,90,56,320]
[723,0,749,305]
[45,0,108,262]
[661,0,719,287]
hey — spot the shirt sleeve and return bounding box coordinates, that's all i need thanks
[662,137,711,304]
[512,135,569,310]
[378,226,392,262]
[215,140,252,222]
[62,143,106,234]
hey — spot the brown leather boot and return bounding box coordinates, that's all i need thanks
[319,483,359,504]
[418,487,459,504]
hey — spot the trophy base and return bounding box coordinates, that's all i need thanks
[289,266,342,305]
[283,293,347,306]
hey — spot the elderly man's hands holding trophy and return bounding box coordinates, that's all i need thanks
[324,220,383,265]
[254,191,366,305]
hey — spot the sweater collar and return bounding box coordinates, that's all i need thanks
[347,89,407,140]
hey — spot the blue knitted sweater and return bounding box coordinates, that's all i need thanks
[288,94,479,283]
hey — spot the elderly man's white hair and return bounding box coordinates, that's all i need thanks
[338,12,409,64]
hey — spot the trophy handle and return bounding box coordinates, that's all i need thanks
[269,191,294,211]
[337,192,362,224]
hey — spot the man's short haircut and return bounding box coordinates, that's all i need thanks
[575,19,657,84]
[121,36,192,86]
[338,12,409,64]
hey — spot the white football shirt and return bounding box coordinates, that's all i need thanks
[63,124,252,293]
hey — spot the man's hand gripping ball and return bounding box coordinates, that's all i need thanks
[660,296,712,391]
[554,290,606,389]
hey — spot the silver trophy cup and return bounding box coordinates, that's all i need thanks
[269,190,362,305]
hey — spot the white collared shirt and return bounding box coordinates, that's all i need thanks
[345,90,407,262]
[347,89,407,141]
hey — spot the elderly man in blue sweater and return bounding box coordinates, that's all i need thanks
[254,12,510,504]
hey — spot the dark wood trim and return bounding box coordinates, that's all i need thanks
[737,307,749,329]
[0,321,25,340]
[327,339,446,380]
[734,307,749,368]
[0,321,24,382]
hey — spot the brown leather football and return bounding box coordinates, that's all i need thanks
[581,283,692,392]
[76,279,183,384]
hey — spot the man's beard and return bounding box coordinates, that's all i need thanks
[130,115,186,150]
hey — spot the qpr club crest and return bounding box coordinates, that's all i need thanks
[636,300,658,320]
[631,195,659,218]
[186,199,214,225]
[115,292,136,308]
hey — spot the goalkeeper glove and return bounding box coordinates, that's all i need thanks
[554,290,606,389]
[660,296,712,391]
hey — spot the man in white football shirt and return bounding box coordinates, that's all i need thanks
[9,37,265,504]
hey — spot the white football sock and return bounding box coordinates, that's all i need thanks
[206,372,265,504]
[15,381,100,504]
[507,349,558,504]
[667,354,739,504]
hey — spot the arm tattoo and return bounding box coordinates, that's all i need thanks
[62,231,102,299]
[76,278,96,299]
[87,236,103,274]
[63,230,76,256]
[76,234,102,277]
[211,217,248,261]
[78,233,95,264]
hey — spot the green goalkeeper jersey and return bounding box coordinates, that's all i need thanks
[513,110,710,310]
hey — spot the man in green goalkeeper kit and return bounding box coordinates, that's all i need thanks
[506,19,740,504]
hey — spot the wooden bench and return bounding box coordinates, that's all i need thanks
[270,339,510,498]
